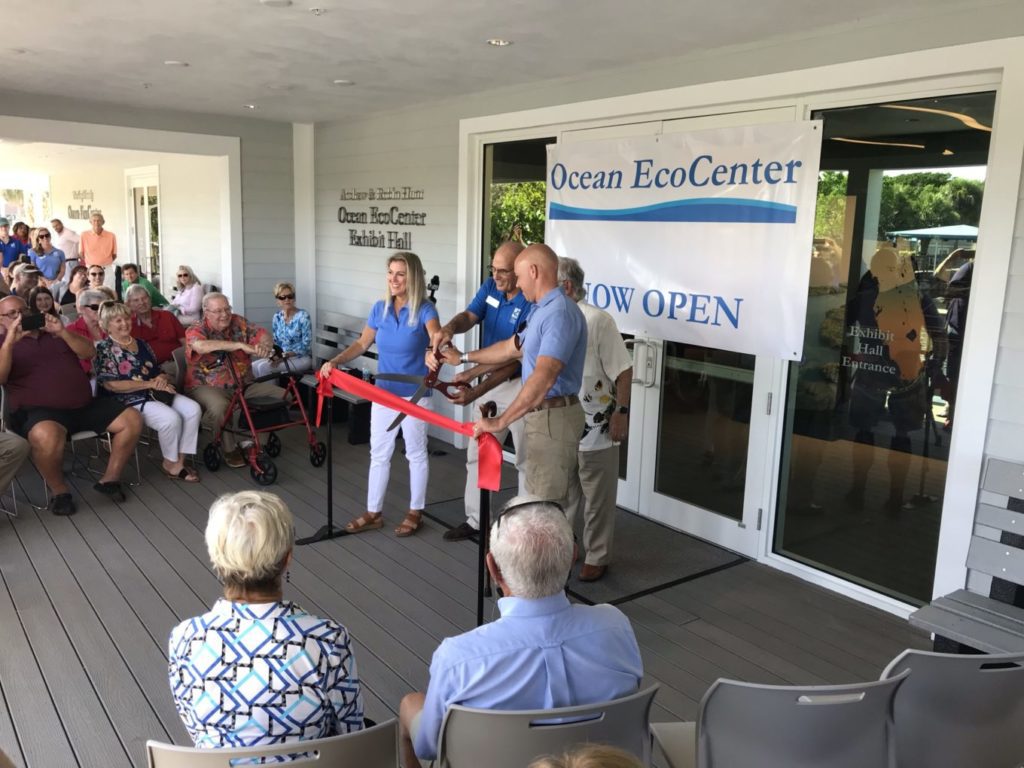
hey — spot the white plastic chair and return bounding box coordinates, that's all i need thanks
[651,672,908,768]
[146,719,398,767]
[436,685,658,768]
[881,648,1024,768]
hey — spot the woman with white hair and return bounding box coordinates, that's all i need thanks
[169,491,365,749]
[66,288,109,375]
[170,264,203,325]
[319,252,440,537]
[95,301,201,482]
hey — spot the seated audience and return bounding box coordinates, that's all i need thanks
[87,265,106,290]
[169,490,364,748]
[67,289,109,375]
[0,295,142,516]
[10,263,41,297]
[27,286,67,326]
[28,226,66,283]
[170,264,203,325]
[0,431,31,499]
[58,264,89,312]
[398,498,643,768]
[252,281,313,377]
[126,283,185,372]
[530,745,644,768]
[121,262,169,308]
[95,301,200,483]
[185,292,284,468]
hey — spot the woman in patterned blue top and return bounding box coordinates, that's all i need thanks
[253,281,313,377]
[319,252,441,537]
[168,491,364,750]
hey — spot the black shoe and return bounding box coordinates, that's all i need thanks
[443,521,478,541]
[50,493,76,516]
[93,481,127,502]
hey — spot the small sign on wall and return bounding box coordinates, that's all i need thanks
[337,186,427,249]
[68,188,98,220]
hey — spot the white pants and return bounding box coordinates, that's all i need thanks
[368,396,431,513]
[136,395,202,461]
[252,355,313,379]
[464,377,525,528]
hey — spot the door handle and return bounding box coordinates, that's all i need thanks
[625,339,646,385]
[643,341,657,388]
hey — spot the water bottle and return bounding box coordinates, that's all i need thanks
[361,364,371,383]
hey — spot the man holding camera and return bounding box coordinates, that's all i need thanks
[0,295,142,516]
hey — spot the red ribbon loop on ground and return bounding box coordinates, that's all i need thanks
[316,370,502,491]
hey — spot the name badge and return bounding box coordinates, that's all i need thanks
[485,294,500,309]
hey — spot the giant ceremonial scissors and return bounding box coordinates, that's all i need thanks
[374,347,468,431]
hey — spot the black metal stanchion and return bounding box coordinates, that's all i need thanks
[298,393,347,545]
[476,486,492,626]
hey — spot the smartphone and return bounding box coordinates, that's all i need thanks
[21,313,46,331]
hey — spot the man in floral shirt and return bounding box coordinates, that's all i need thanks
[185,292,285,467]
[558,258,633,583]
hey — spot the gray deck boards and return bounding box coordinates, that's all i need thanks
[0,426,929,766]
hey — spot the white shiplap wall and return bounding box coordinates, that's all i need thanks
[0,91,294,327]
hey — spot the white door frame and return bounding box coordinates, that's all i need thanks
[458,37,1024,616]
[124,165,161,279]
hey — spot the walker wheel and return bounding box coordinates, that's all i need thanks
[310,441,327,467]
[251,453,278,486]
[266,432,282,457]
[203,444,222,471]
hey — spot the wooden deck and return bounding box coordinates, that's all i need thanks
[0,426,929,767]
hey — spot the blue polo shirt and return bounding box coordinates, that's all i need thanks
[29,248,66,280]
[466,278,532,348]
[1,237,27,268]
[517,287,587,398]
[368,299,439,397]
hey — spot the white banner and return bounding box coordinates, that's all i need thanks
[545,121,822,360]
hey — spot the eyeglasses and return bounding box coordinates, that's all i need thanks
[489,265,513,278]
[276,294,295,301]
[38,233,51,239]
[206,308,232,315]
[84,304,102,312]
[89,271,104,276]
[0,310,21,320]
[177,273,189,277]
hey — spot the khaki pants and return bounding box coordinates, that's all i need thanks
[0,432,30,492]
[188,381,286,452]
[464,377,525,528]
[520,402,585,510]
[565,445,619,566]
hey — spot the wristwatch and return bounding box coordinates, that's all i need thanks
[616,405,630,415]
[460,353,471,365]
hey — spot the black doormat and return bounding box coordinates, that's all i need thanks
[424,490,746,606]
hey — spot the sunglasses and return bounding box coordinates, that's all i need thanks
[38,233,51,239]
[177,273,189,277]
[89,272,104,277]
[276,294,295,301]
[83,304,102,311]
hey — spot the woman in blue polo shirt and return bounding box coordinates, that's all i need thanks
[28,227,66,282]
[319,251,440,537]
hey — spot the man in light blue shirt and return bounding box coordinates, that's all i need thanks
[398,499,643,767]
[441,243,587,509]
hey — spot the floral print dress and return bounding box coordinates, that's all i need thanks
[95,337,160,407]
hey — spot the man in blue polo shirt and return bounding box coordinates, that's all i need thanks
[442,243,587,509]
[430,241,531,540]
[0,218,28,284]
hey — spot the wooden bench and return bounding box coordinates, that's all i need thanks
[300,310,376,445]
[909,458,1024,653]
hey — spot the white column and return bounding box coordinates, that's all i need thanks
[293,123,316,324]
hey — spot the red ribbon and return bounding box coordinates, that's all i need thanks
[316,370,503,491]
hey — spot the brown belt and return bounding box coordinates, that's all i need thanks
[529,394,580,413]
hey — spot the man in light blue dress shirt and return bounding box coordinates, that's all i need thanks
[441,243,587,510]
[398,499,643,767]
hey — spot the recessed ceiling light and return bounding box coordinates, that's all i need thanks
[260,0,293,6]
[163,60,189,67]
[309,6,326,15]
[486,38,513,47]
[142,82,152,89]
[942,149,955,156]
[332,79,355,86]
[243,104,258,110]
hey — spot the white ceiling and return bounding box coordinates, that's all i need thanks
[0,142,172,172]
[0,0,1017,123]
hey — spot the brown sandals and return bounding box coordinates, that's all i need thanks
[395,510,423,538]
[345,512,383,534]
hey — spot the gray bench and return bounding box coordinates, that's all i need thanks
[301,310,376,445]
[909,458,1024,653]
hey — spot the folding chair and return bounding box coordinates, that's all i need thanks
[881,648,1024,768]
[436,685,659,768]
[145,719,398,768]
[651,672,908,768]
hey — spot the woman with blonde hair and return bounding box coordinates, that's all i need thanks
[319,251,440,536]
[170,264,203,325]
[529,745,644,768]
[252,280,313,377]
[169,491,364,749]
[94,301,201,482]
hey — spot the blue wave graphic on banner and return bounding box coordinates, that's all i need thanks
[548,197,797,224]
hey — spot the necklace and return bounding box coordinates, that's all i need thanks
[112,334,136,349]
